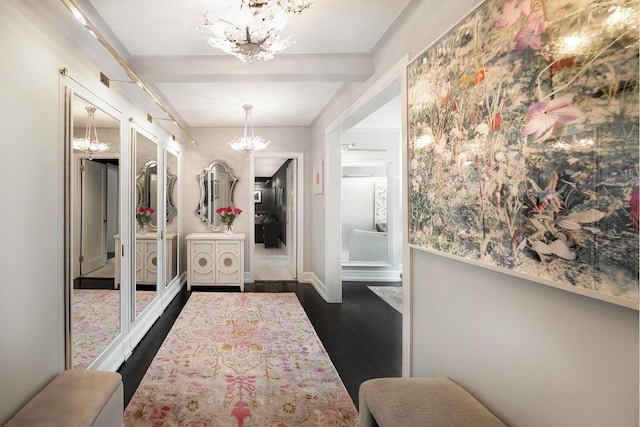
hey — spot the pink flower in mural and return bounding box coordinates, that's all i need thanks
[522,93,582,138]
[514,11,548,52]
[497,0,531,28]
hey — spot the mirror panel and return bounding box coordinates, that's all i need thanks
[166,151,178,287]
[196,160,238,231]
[341,163,389,265]
[134,131,158,318]
[69,94,121,369]
[136,160,177,228]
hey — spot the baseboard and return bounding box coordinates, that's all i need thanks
[300,272,327,300]
[341,268,402,282]
[162,273,186,309]
[90,340,125,371]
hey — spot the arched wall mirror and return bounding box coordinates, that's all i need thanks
[166,151,179,287]
[196,160,239,231]
[135,160,177,229]
[67,92,121,369]
[133,131,158,319]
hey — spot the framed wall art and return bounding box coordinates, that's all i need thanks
[254,190,262,203]
[407,0,639,308]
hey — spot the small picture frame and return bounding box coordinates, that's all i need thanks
[313,161,323,194]
[254,190,262,203]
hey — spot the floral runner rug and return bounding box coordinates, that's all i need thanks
[123,292,359,426]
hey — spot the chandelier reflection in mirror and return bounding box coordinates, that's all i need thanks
[73,106,111,159]
[200,0,312,62]
[229,104,270,158]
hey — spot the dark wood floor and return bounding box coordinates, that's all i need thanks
[117,281,402,409]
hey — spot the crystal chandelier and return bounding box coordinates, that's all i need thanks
[72,106,111,159]
[229,104,270,157]
[200,0,312,62]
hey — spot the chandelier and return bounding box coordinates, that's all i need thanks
[72,106,111,159]
[200,0,312,62]
[229,104,270,157]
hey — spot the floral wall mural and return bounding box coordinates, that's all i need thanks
[408,0,639,307]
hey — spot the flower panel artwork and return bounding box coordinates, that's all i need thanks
[408,0,639,307]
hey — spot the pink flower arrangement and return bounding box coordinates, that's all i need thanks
[136,206,155,225]
[216,206,242,225]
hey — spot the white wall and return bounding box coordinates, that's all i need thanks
[411,250,639,426]
[184,127,312,274]
[0,4,66,421]
[0,1,181,423]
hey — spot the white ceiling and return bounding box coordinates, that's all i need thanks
[78,0,413,129]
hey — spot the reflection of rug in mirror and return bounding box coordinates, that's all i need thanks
[72,289,156,369]
[124,292,359,426]
[367,286,403,314]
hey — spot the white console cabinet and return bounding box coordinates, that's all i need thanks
[186,233,245,291]
[114,232,176,287]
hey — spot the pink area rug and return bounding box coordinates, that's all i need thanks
[73,289,156,369]
[123,292,359,426]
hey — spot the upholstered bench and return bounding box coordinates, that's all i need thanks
[359,377,506,427]
[5,370,123,427]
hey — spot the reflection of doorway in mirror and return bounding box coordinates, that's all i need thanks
[80,159,107,276]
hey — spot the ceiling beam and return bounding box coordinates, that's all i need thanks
[129,53,373,83]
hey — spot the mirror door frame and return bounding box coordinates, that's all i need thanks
[63,80,130,371]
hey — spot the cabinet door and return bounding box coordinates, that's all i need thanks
[135,240,144,283]
[215,241,241,283]
[143,240,158,284]
[190,240,216,284]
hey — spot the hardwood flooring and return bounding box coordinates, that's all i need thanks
[117,281,402,409]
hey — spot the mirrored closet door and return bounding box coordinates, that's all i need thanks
[66,91,122,369]
[133,130,159,319]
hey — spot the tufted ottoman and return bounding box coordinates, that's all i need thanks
[5,370,123,427]
[359,377,506,427]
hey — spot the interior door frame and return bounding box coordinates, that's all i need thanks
[286,161,297,277]
[324,57,408,303]
[249,152,304,282]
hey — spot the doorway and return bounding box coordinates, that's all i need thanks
[77,158,119,286]
[250,152,303,282]
[325,57,407,305]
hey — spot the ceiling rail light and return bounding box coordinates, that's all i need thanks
[59,0,199,145]
[229,104,269,158]
[200,0,312,62]
[73,106,112,159]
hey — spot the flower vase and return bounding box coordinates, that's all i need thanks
[138,222,147,235]
[224,223,233,234]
